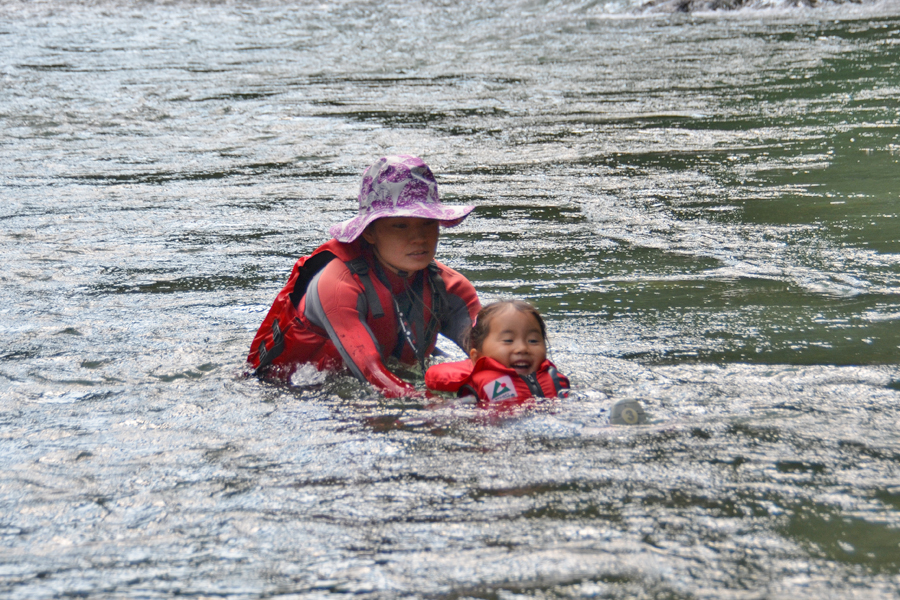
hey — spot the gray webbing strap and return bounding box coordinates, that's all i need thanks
[345,258,385,319]
[548,365,566,396]
[255,318,284,375]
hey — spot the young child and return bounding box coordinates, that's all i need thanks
[425,300,570,406]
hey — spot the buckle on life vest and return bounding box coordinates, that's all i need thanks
[521,372,546,398]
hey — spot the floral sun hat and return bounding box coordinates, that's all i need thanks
[329,155,475,243]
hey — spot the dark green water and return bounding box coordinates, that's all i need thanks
[1,0,899,597]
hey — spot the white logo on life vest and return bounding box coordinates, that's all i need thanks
[484,375,517,402]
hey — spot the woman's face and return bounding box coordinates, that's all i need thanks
[362,217,440,275]
[470,306,547,376]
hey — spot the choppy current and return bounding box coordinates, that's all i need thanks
[2,0,900,597]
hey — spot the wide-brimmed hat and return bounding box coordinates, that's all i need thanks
[329,155,475,243]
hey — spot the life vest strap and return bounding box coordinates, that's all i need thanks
[345,258,385,319]
[426,262,446,323]
[422,261,449,352]
[255,318,285,374]
[458,384,478,398]
[548,365,569,398]
[521,372,546,398]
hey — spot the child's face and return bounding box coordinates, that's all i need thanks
[362,217,439,275]
[470,307,547,376]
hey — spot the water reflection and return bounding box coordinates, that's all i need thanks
[3,0,900,598]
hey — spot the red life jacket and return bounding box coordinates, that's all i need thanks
[247,239,479,397]
[247,239,351,373]
[426,357,570,407]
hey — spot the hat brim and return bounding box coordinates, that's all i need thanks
[329,204,475,243]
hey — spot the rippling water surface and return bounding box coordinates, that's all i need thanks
[2,0,900,597]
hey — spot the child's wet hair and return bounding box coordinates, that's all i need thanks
[466,300,548,352]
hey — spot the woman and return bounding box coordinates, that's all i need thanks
[247,155,481,397]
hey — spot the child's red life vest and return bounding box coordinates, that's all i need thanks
[426,356,570,407]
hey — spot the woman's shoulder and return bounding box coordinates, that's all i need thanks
[312,246,376,296]
[432,259,476,291]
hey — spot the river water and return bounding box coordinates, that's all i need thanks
[2,0,900,597]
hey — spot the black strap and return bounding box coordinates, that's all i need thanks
[420,262,448,357]
[289,251,336,308]
[346,258,385,319]
[548,365,567,397]
[426,262,447,327]
[458,384,478,399]
[255,318,285,375]
[521,373,546,398]
[411,270,427,365]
